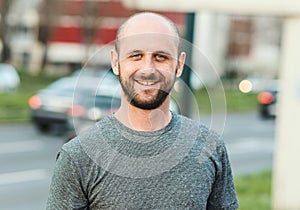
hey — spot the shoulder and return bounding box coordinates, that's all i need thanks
[62,137,84,157]
[61,120,103,162]
[63,115,112,154]
[61,115,116,164]
[56,134,100,183]
[58,137,89,167]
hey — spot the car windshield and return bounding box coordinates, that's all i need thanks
[72,69,116,79]
[73,69,119,91]
[41,69,120,99]
[47,78,75,89]
[41,77,77,96]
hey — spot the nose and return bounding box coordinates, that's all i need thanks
[140,53,155,73]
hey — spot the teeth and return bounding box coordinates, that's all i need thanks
[139,81,155,86]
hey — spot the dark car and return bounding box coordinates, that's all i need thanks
[28,69,118,133]
[28,76,78,132]
[257,89,278,119]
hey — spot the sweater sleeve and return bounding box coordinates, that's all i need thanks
[46,149,89,210]
[206,134,239,210]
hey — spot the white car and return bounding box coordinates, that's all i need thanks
[0,63,20,93]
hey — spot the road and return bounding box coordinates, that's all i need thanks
[0,112,275,210]
[0,124,64,210]
[223,112,275,176]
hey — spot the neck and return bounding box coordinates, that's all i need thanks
[114,98,172,131]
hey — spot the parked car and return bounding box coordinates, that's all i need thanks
[28,68,118,133]
[257,88,278,119]
[0,63,20,93]
[28,76,78,132]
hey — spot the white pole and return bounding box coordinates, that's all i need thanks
[272,17,300,210]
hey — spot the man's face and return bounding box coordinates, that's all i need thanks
[115,34,183,110]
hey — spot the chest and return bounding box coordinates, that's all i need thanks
[87,159,216,209]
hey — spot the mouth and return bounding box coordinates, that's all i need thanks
[135,80,159,86]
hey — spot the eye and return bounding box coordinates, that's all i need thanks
[129,53,142,60]
[154,53,169,62]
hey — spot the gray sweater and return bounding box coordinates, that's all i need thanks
[47,113,238,209]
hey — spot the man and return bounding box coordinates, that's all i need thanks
[47,12,239,209]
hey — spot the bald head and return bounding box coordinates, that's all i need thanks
[115,12,180,53]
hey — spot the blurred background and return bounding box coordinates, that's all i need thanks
[0,0,290,209]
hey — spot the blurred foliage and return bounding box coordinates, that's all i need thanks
[194,87,258,114]
[235,170,272,210]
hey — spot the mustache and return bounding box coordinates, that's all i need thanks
[132,73,162,82]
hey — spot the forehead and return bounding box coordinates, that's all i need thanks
[118,33,179,57]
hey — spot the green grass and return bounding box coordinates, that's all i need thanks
[194,87,258,114]
[235,170,272,210]
[0,71,59,123]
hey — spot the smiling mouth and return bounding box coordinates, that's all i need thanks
[135,80,159,86]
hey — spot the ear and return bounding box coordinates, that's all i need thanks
[175,52,186,78]
[110,49,119,75]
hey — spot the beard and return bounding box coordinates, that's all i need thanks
[118,67,177,110]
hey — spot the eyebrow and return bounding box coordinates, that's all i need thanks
[127,50,142,54]
[153,51,172,56]
[126,50,173,56]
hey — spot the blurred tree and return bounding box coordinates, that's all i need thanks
[0,0,14,62]
[83,0,98,61]
[38,0,101,71]
[37,0,60,71]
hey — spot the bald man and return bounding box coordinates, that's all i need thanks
[47,12,238,210]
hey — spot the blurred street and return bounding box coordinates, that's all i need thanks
[223,112,275,175]
[0,124,64,210]
[0,112,275,210]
